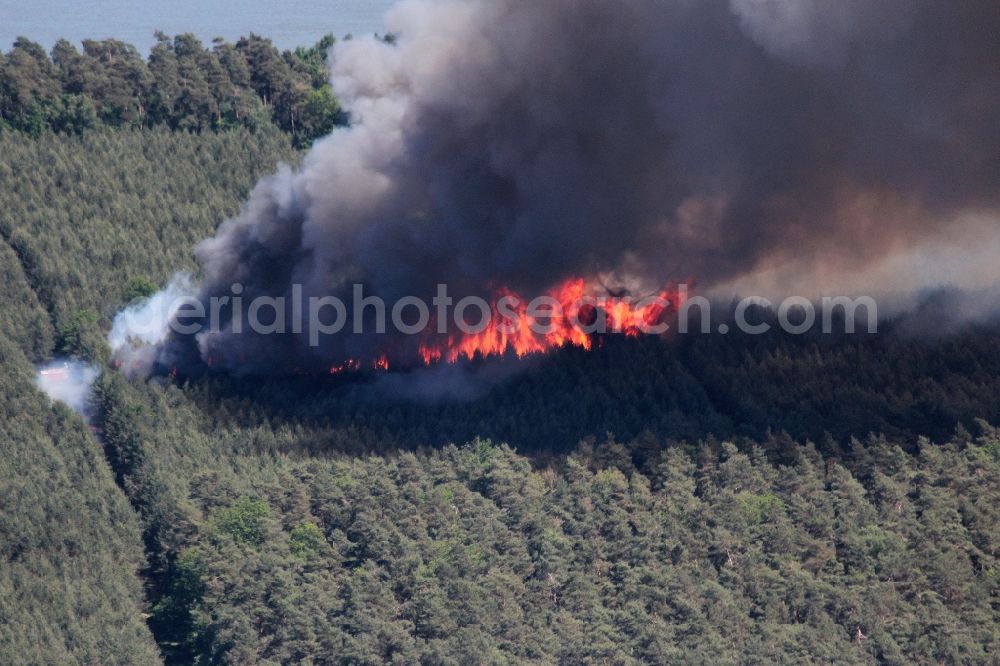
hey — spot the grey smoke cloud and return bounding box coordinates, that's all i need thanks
[35,360,99,415]
[148,0,1000,375]
[729,0,908,65]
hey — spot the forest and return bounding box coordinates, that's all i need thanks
[0,32,347,146]
[1,32,999,666]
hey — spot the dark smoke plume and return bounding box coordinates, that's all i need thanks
[140,0,1000,375]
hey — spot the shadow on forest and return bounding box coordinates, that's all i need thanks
[173,316,1000,458]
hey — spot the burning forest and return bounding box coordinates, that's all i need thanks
[7,0,1000,663]
[108,0,1000,381]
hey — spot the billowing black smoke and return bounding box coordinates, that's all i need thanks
[139,0,999,375]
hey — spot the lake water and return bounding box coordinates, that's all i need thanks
[0,0,399,52]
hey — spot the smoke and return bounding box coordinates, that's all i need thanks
[373,355,534,403]
[109,274,193,377]
[729,0,910,65]
[133,0,998,376]
[35,360,99,415]
[710,214,1000,305]
[892,284,1000,338]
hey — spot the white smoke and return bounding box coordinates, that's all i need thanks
[35,360,99,415]
[728,0,907,65]
[108,273,194,378]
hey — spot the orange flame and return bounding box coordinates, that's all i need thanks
[208,277,684,377]
[329,359,361,374]
[330,355,392,374]
[418,277,683,365]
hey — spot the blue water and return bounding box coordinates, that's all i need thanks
[0,0,399,53]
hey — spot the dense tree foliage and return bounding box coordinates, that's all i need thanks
[1,33,344,146]
[93,369,1000,663]
[0,125,297,359]
[2,32,999,664]
[0,124,295,663]
[0,337,160,663]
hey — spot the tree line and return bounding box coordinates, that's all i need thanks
[0,32,347,146]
